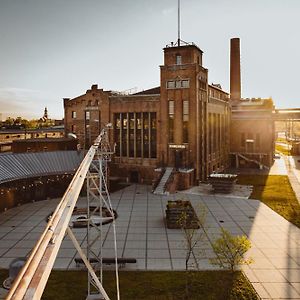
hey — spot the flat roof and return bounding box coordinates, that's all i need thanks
[0,151,83,184]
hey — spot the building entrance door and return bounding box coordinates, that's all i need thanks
[174,150,183,169]
[130,171,139,183]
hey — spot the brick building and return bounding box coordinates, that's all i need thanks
[229,38,275,169]
[0,127,64,153]
[64,41,230,189]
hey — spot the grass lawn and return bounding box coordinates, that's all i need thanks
[275,143,291,156]
[276,137,287,143]
[238,175,300,227]
[0,269,258,300]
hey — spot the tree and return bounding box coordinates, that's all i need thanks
[4,117,15,126]
[176,202,207,299]
[210,228,253,273]
[177,202,207,271]
[14,116,22,125]
[27,119,39,129]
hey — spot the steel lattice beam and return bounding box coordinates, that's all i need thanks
[6,126,119,300]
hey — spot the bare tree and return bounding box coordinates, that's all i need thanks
[177,202,207,271]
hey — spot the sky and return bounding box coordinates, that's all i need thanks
[0,0,299,120]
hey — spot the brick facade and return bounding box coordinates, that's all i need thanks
[64,42,272,186]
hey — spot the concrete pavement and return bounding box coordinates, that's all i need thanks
[1,184,300,299]
[285,155,300,204]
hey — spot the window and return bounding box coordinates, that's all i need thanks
[143,112,149,158]
[113,112,157,159]
[85,111,90,120]
[114,114,121,155]
[176,55,182,65]
[167,79,189,89]
[129,113,134,157]
[183,100,189,143]
[71,124,76,133]
[72,111,76,119]
[208,113,212,154]
[183,100,189,116]
[169,100,174,115]
[122,114,127,157]
[167,81,175,89]
[150,112,157,158]
[136,113,142,157]
[181,80,189,88]
[169,100,174,143]
[197,55,202,65]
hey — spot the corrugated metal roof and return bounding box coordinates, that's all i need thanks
[0,151,83,184]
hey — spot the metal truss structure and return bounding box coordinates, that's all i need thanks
[6,124,120,300]
[85,126,120,299]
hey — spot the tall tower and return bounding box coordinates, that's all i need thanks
[43,107,48,119]
[159,43,208,181]
[230,38,241,100]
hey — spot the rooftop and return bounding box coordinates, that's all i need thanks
[0,151,83,184]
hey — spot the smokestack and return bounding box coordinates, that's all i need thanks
[230,38,241,100]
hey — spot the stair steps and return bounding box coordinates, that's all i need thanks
[153,167,173,195]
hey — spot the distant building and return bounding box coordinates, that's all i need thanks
[229,38,275,168]
[0,128,65,153]
[64,40,231,189]
[11,137,78,153]
[291,142,300,155]
[64,37,276,191]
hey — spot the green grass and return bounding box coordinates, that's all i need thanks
[0,270,258,300]
[238,175,300,227]
[275,143,291,156]
[276,137,288,143]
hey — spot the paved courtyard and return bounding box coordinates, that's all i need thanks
[1,184,300,299]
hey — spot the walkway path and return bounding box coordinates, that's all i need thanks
[284,155,300,203]
[1,185,300,299]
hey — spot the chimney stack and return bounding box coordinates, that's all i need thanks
[230,38,241,100]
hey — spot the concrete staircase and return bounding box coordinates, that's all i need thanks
[153,167,173,195]
[238,153,270,170]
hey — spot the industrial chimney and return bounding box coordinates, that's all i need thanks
[230,38,241,100]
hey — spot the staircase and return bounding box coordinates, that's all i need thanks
[237,153,270,170]
[153,167,173,195]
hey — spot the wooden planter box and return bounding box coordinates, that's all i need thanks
[208,174,237,194]
[166,200,199,229]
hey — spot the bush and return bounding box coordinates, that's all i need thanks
[210,228,252,272]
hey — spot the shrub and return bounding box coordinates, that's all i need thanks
[210,228,253,272]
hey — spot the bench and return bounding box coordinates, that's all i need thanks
[75,257,136,268]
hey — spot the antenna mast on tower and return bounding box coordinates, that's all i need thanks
[178,0,181,46]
